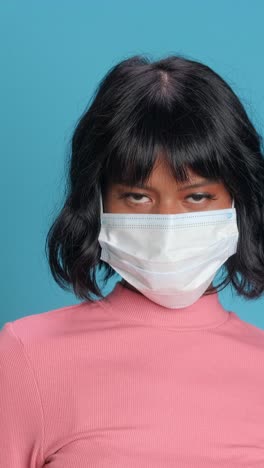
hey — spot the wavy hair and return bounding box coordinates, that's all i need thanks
[45,54,264,302]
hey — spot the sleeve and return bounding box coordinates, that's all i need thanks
[0,322,45,467]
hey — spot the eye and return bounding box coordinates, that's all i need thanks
[119,192,217,205]
[185,193,216,204]
[120,192,150,204]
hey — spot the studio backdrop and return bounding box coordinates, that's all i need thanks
[1,0,263,328]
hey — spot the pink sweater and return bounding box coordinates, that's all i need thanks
[1,281,264,467]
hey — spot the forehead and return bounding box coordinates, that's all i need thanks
[127,156,213,189]
[149,157,199,182]
[114,166,222,194]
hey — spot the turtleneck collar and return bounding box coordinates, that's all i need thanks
[101,281,230,331]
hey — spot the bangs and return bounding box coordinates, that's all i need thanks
[101,96,224,191]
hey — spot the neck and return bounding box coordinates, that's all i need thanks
[120,279,216,296]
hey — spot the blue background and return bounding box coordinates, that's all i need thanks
[1,1,263,329]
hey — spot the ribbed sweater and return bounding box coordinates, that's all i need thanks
[1,281,264,467]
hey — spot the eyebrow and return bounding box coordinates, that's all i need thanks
[119,179,218,191]
[177,180,218,191]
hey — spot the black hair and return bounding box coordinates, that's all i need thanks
[45,53,264,302]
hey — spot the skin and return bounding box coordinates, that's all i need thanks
[103,156,232,297]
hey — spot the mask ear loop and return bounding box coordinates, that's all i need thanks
[232,199,235,209]
[99,191,104,217]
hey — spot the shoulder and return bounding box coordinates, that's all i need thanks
[228,310,264,347]
[0,299,108,350]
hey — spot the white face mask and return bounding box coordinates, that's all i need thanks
[98,195,239,308]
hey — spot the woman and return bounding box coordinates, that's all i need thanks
[1,54,264,467]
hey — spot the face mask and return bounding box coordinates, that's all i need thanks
[98,195,239,308]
